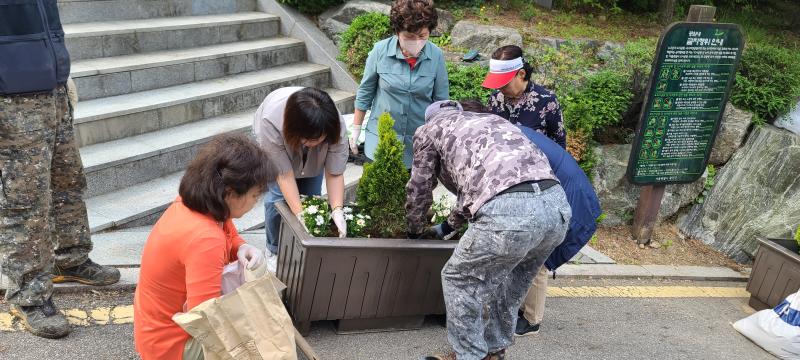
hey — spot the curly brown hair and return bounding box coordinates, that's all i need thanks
[179,134,276,222]
[390,0,438,35]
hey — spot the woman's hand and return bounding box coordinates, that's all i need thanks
[350,109,367,154]
[349,126,361,155]
[237,244,265,270]
[332,208,347,238]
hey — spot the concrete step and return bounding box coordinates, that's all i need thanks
[86,163,365,233]
[73,62,332,147]
[72,38,307,100]
[79,88,356,198]
[58,0,257,24]
[64,12,280,60]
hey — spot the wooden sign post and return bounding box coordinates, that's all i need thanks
[628,5,744,244]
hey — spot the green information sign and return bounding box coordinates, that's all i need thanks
[627,22,743,185]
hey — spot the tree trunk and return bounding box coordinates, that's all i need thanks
[658,0,676,25]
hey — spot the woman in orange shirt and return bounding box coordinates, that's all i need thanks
[133,134,277,360]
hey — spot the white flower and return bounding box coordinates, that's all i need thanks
[346,214,354,220]
[344,207,353,214]
[356,219,366,227]
[315,215,325,226]
[365,215,371,219]
[306,205,319,214]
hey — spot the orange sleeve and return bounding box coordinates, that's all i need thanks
[183,235,227,310]
[224,218,246,261]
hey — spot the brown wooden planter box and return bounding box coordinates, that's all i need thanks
[274,190,456,335]
[746,237,800,310]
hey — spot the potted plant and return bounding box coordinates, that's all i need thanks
[275,113,457,335]
[746,227,800,310]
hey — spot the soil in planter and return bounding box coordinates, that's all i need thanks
[592,223,747,272]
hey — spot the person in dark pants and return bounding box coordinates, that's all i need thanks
[0,0,121,339]
[460,100,602,337]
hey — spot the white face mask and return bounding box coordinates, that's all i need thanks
[399,39,426,57]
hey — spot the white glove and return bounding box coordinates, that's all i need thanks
[237,244,264,270]
[349,126,361,155]
[332,208,347,238]
[296,213,310,234]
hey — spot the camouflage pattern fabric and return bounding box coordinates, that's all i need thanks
[442,189,571,359]
[405,109,557,234]
[0,86,93,306]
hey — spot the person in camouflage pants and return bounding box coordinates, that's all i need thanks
[1,84,121,339]
[406,101,572,360]
[2,0,121,339]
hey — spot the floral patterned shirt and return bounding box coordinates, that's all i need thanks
[487,81,567,149]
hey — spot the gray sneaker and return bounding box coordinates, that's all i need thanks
[53,259,120,286]
[10,298,71,339]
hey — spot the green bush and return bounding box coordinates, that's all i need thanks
[446,62,493,102]
[606,38,655,98]
[356,113,410,238]
[561,69,633,135]
[730,43,800,124]
[528,42,595,93]
[520,4,538,21]
[337,12,392,81]
[278,0,343,14]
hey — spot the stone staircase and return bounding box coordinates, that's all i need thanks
[23,0,362,279]
[59,0,356,236]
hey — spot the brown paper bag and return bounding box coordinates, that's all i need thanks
[173,264,296,360]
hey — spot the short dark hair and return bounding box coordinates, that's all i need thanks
[390,0,438,35]
[459,99,490,113]
[283,87,341,151]
[179,133,276,222]
[492,45,534,82]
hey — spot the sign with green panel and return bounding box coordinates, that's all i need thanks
[626,23,743,185]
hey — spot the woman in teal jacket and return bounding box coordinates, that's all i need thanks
[349,0,449,167]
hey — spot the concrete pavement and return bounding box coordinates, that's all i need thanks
[0,279,771,359]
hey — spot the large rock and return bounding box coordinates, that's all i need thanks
[450,21,522,56]
[680,125,800,263]
[319,1,391,43]
[591,144,707,226]
[432,9,455,37]
[709,104,753,165]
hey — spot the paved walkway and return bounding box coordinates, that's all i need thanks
[0,279,771,359]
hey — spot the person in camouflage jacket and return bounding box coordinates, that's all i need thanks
[408,101,572,360]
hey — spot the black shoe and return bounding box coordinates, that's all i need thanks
[10,298,71,339]
[514,314,540,337]
[53,259,120,286]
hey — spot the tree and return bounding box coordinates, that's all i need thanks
[658,0,676,25]
[356,113,410,237]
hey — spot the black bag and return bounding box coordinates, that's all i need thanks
[0,0,70,95]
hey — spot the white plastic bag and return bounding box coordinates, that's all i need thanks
[775,100,800,136]
[220,262,245,295]
[220,260,269,295]
[734,289,800,359]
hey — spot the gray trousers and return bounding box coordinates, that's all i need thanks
[442,186,571,359]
